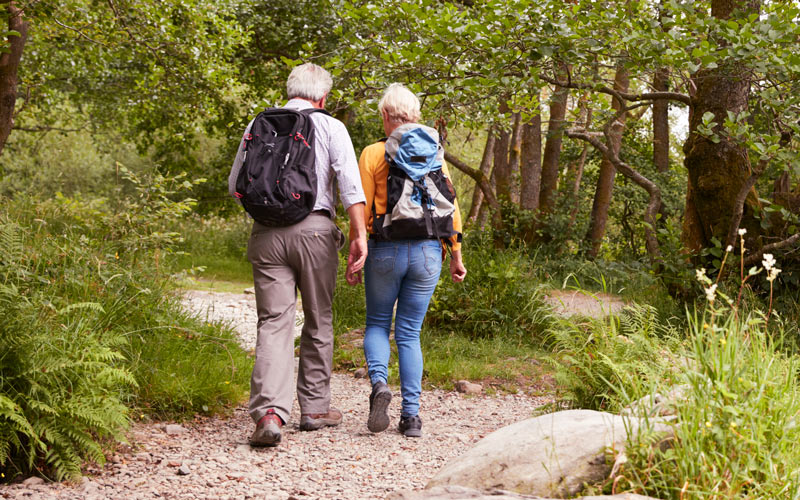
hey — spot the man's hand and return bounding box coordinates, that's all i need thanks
[449,249,467,282]
[345,202,368,286]
[346,237,367,285]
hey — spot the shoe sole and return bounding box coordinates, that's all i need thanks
[299,418,342,431]
[402,428,422,438]
[367,390,392,433]
[249,426,281,447]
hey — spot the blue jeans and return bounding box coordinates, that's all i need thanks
[363,239,443,417]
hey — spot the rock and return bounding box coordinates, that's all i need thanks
[454,380,482,395]
[165,424,187,436]
[177,464,191,476]
[354,368,368,379]
[622,385,689,418]
[22,477,46,486]
[244,287,255,294]
[427,409,672,498]
[389,485,661,499]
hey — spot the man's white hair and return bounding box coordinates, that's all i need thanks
[286,63,333,101]
[379,83,421,124]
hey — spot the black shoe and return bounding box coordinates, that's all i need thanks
[398,415,422,438]
[367,381,392,433]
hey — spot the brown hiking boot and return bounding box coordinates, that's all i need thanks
[249,410,283,447]
[299,408,343,431]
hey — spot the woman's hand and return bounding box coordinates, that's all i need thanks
[449,249,466,282]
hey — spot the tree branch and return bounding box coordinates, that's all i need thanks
[444,151,500,212]
[566,128,663,263]
[743,234,800,267]
[540,74,691,106]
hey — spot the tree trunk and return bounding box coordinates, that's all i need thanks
[492,124,512,204]
[467,127,497,224]
[520,104,542,211]
[538,67,569,215]
[681,0,761,252]
[653,0,670,173]
[508,113,522,204]
[567,99,592,228]
[585,65,629,259]
[0,2,29,156]
[652,69,670,173]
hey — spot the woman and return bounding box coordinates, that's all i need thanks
[348,83,466,437]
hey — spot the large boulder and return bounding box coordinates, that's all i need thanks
[389,486,659,500]
[426,409,671,498]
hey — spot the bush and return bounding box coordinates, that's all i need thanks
[620,309,800,499]
[0,170,251,481]
[545,305,681,411]
[427,232,554,340]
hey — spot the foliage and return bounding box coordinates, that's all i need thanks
[545,305,681,411]
[427,231,554,340]
[0,170,251,481]
[0,219,133,481]
[619,309,800,499]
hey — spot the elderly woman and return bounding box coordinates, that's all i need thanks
[348,83,466,437]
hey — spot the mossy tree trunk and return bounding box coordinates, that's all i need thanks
[681,0,762,253]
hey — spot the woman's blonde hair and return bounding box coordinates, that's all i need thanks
[378,83,421,124]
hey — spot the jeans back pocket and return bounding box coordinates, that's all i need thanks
[370,246,397,275]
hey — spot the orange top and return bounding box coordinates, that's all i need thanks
[351,141,463,252]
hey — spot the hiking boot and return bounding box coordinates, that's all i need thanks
[367,381,392,433]
[249,410,282,447]
[399,415,422,438]
[299,408,343,431]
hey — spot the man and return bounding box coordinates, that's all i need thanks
[228,63,367,446]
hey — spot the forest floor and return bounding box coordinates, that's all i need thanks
[3,285,622,499]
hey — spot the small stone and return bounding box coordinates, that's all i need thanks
[177,464,191,476]
[244,287,255,294]
[22,477,45,486]
[167,460,182,467]
[455,380,483,394]
[353,368,367,379]
[165,424,187,436]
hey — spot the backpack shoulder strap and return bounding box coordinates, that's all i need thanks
[300,108,332,117]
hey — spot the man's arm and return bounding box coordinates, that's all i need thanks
[346,202,368,285]
[228,119,255,205]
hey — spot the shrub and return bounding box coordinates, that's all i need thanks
[0,169,251,481]
[619,309,800,499]
[545,305,681,411]
[427,232,554,340]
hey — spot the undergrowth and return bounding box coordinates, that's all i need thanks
[0,170,251,482]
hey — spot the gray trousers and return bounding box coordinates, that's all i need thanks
[247,214,344,424]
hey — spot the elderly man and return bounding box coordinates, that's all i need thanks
[228,63,367,446]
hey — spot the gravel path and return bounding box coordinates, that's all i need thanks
[3,290,551,500]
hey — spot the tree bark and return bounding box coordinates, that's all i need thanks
[508,113,522,204]
[538,67,569,215]
[492,123,512,204]
[681,0,762,252]
[585,65,629,259]
[467,127,497,224]
[520,106,542,211]
[0,2,29,156]
[652,68,670,173]
[567,99,593,228]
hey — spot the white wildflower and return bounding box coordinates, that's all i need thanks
[705,283,718,304]
[738,228,747,236]
[762,253,776,271]
[767,267,782,283]
[726,245,733,252]
[696,268,711,285]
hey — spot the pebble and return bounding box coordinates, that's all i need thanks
[25,289,551,499]
[165,424,187,436]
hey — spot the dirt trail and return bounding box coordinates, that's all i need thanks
[3,290,551,500]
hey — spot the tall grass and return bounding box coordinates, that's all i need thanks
[0,171,251,481]
[620,309,800,499]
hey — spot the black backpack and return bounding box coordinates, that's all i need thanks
[234,107,329,226]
